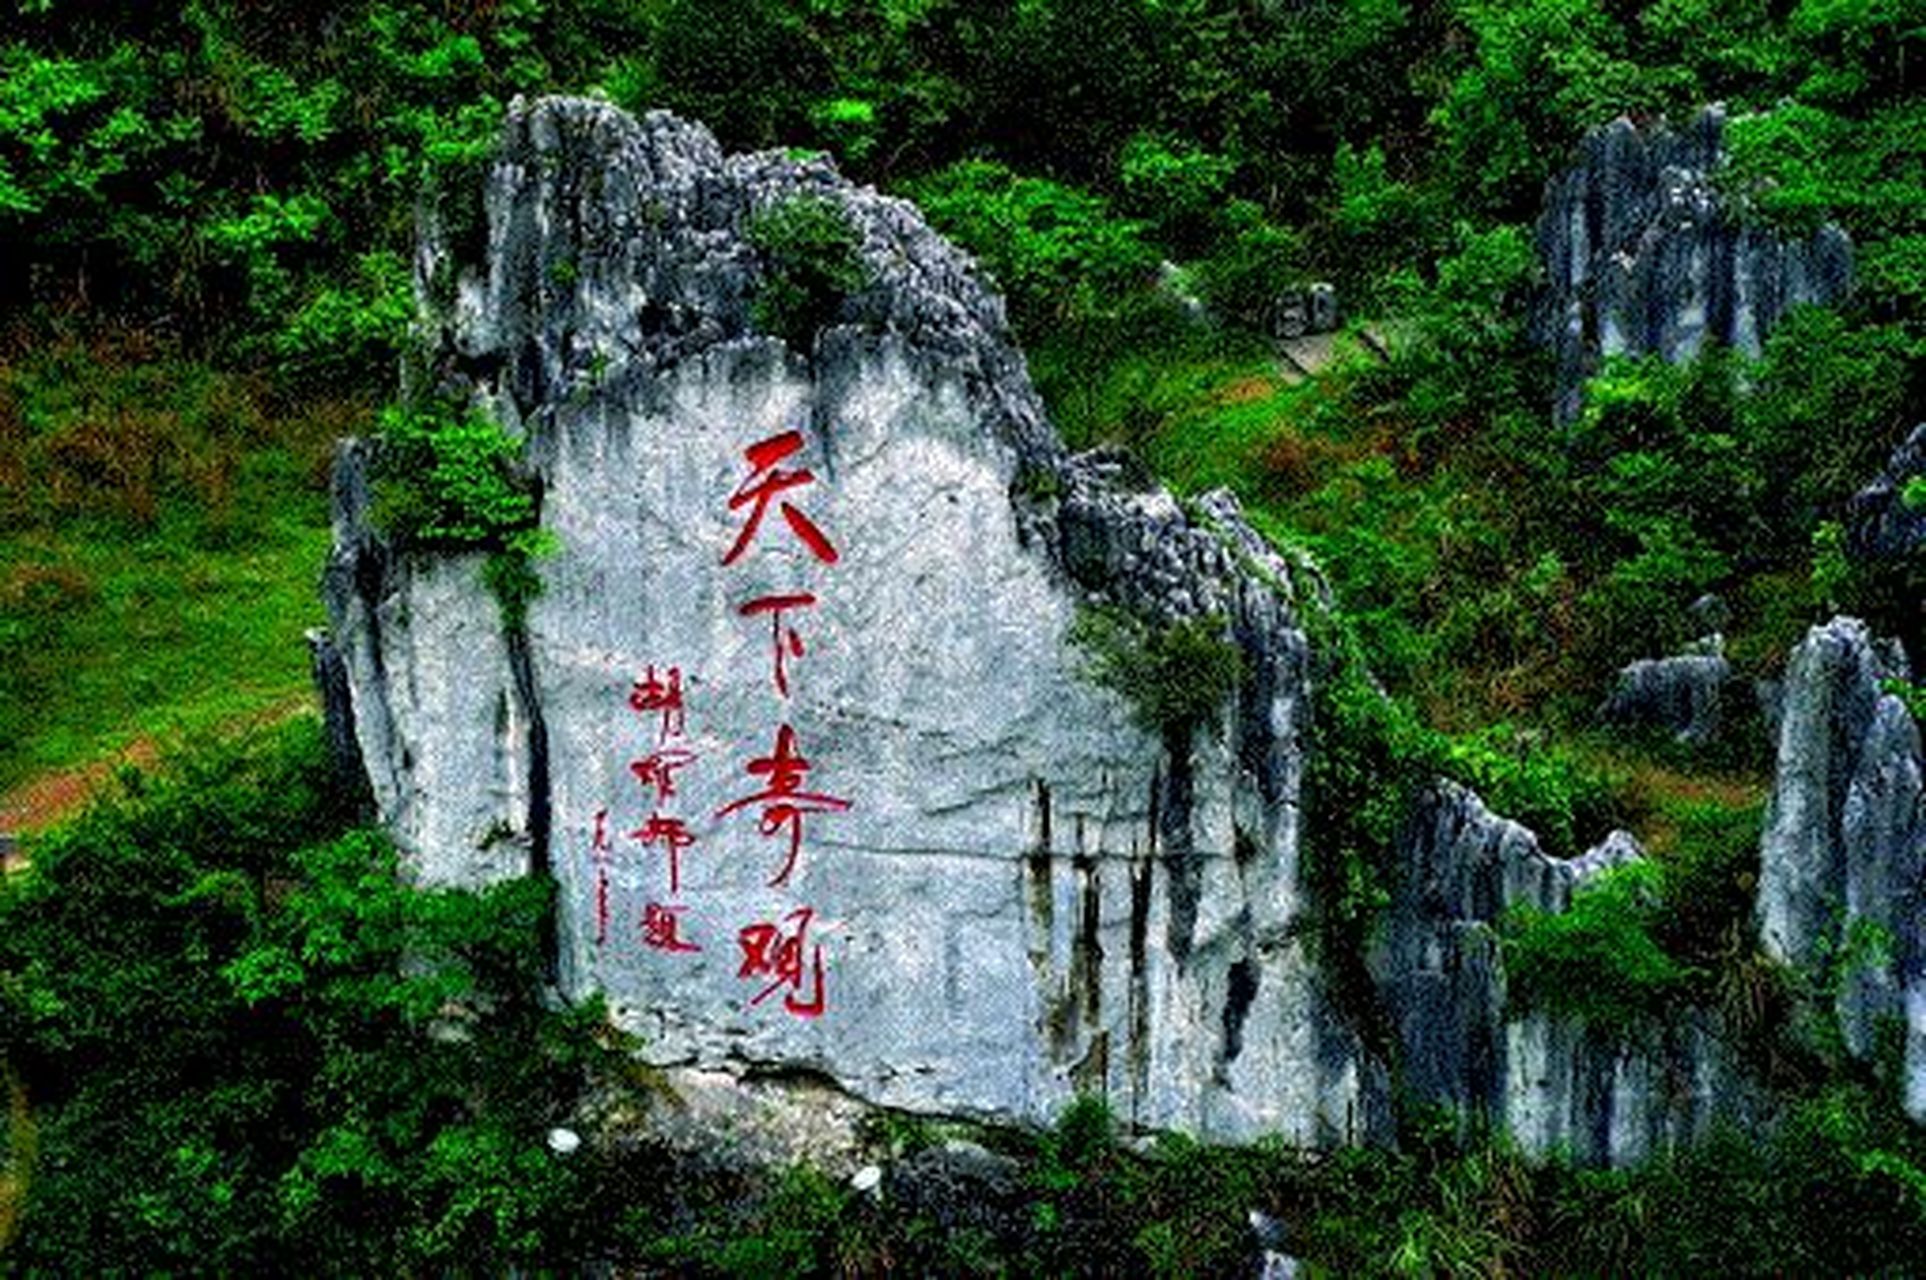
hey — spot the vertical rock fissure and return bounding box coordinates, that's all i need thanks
[1129,774,1158,1124]
[1161,722,1200,966]
[1221,956,1260,1070]
[504,621,557,980]
[1073,847,1103,1027]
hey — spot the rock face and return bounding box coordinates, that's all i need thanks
[322,97,1374,1143]
[1271,283,1338,340]
[1600,635,1733,745]
[1849,424,1926,562]
[1537,107,1853,423]
[321,96,1911,1161]
[1373,782,1755,1163]
[1757,618,1926,1113]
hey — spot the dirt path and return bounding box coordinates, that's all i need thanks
[0,739,161,856]
[0,692,316,866]
[1276,325,1390,385]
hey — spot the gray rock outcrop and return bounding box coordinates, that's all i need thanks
[1849,424,1926,562]
[1272,283,1338,340]
[1538,107,1853,423]
[1757,617,1925,1112]
[321,97,1373,1144]
[1375,782,1755,1164]
[1600,635,1733,745]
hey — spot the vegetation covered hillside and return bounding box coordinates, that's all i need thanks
[3,0,1926,1272]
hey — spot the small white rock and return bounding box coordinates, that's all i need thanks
[849,1164,883,1194]
[547,1127,582,1155]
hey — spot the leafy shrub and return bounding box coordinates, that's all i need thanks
[905,160,1157,335]
[1191,201,1306,332]
[1444,725,1624,858]
[370,396,556,627]
[1117,132,1234,256]
[1885,677,1926,724]
[745,193,870,349]
[275,249,413,379]
[1069,607,1242,740]
[1330,142,1447,295]
[371,398,535,549]
[1298,612,1441,1051]
[0,721,620,1273]
[1503,860,1695,1034]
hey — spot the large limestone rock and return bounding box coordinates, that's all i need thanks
[1537,107,1853,423]
[1375,782,1755,1164]
[1757,617,1925,1112]
[322,97,1374,1143]
[1599,635,1734,745]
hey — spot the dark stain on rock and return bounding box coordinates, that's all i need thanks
[1070,847,1103,1026]
[1071,1029,1110,1098]
[1127,777,1156,1123]
[1160,722,1200,966]
[503,609,555,981]
[1221,958,1260,1066]
[1027,778,1054,942]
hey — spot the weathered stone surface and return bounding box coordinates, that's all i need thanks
[306,625,367,791]
[324,97,1372,1144]
[1757,617,1925,1109]
[1271,283,1338,340]
[1375,781,1752,1162]
[1600,635,1733,744]
[885,1139,1028,1237]
[612,1066,877,1178]
[1849,424,1926,561]
[1537,107,1853,423]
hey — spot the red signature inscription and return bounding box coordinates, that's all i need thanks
[642,902,703,954]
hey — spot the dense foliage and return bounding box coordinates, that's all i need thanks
[0,723,627,1272]
[745,193,872,347]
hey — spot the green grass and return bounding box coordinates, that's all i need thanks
[0,328,355,802]
[0,507,332,796]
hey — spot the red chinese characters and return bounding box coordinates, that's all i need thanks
[631,813,697,895]
[716,421,849,1018]
[629,746,698,804]
[642,902,702,954]
[602,660,705,956]
[715,723,850,887]
[738,592,815,697]
[630,665,686,742]
[592,808,613,947]
[737,907,825,1017]
[721,431,839,567]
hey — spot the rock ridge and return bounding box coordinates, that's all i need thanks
[1537,106,1852,423]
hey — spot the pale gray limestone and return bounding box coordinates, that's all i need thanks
[1538,107,1852,423]
[1758,618,1925,1113]
[324,97,1367,1143]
